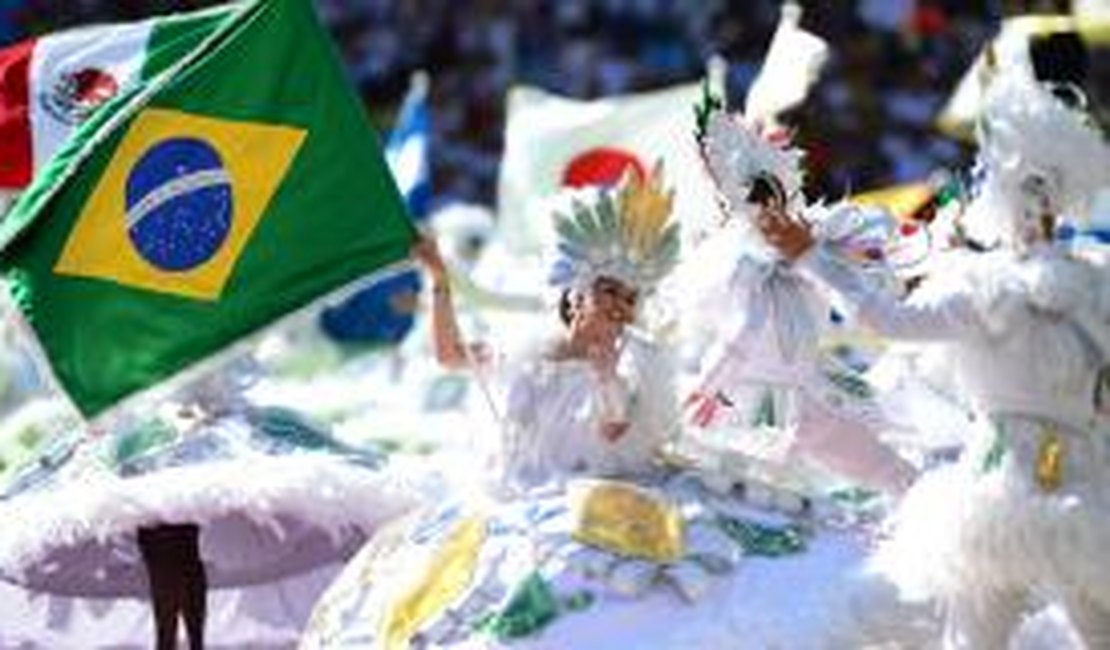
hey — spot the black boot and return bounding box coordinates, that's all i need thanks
[138,524,206,650]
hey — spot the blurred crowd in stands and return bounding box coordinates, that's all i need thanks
[2,0,1098,207]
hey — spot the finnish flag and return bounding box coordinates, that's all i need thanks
[385,71,432,221]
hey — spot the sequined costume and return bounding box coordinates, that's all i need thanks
[683,108,916,495]
[683,211,917,496]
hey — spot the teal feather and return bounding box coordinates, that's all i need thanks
[655,223,681,269]
[596,192,620,240]
[571,200,601,241]
[555,213,587,246]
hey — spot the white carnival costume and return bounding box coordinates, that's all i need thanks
[796,72,1110,647]
[0,358,423,647]
[681,108,916,496]
[303,168,880,650]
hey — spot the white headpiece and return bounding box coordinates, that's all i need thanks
[962,71,1110,248]
[548,162,680,294]
[701,111,806,220]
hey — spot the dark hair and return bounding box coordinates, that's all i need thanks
[1031,31,1089,108]
[746,173,786,207]
[1031,31,1088,89]
[558,289,573,326]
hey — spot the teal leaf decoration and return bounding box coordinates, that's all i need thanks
[480,571,561,641]
[596,192,620,238]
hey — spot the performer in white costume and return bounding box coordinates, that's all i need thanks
[682,105,916,496]
[303,167,879,650]
[758,70,1110,648]
[414,164,681,493]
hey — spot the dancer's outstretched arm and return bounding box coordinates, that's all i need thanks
[758,206,979,341]
[412,236,470,369]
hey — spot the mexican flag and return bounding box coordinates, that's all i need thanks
[0,0,414,418]
[0,4,237,189]
[496,83,719,255]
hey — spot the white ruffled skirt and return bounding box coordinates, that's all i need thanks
[871,415,1110,619]
[301,474,893,650]
[0,412,429,646]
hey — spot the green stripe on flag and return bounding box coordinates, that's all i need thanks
[140,4,239,81]
[0,0,415,417]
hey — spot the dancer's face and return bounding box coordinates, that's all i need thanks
[570,277,638,343]
[1017,175,1058,247]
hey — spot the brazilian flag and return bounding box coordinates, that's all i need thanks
[0,0,414,417]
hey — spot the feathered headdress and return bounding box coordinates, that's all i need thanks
[548,162,680,293]
[962,70,1110,248]
[695,84,806,224]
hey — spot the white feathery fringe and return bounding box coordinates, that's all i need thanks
[703,112,806,219]
[964,71,1110,247]
[0,455,428,579]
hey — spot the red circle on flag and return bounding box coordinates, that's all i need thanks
[561,148,646,188]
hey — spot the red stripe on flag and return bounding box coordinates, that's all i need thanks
[0,38,36,188]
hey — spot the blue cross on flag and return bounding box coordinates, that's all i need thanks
[385,70,432,222]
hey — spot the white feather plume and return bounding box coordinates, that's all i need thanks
[702,112,806,221]
[963,71,1110,247]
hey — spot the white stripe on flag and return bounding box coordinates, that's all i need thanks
[386,132,427,198]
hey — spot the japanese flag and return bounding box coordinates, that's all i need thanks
[496,83,719,255]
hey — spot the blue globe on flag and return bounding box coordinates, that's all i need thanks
[125,137,233,272]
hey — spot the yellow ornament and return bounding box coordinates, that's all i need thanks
[569,479,684,563]
[1035,427,1064,492]
[618,161,675,261]
[380,512,489,650]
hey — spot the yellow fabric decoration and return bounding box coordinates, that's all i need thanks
[380,513,489,650]
[619,161,675,262]
[1035,427,1064,493]
[301,514,421,647]
[569,479,684,563]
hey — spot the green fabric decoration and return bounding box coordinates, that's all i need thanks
[750,389,778,428]
[109,418,177,468]
[252,405,382,466]
[935,178,963,208]
[824,368,874,399]
[827,486,880,506]
[252,406,335,451]
[480,571,561,641]
[715,515,807,557]
[980,421,1008,474]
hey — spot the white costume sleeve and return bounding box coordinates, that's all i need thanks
[1075,253,1110,359]
[625,335,679,458]
[797,243,982,342]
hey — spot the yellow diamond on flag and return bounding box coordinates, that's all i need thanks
[54,108,306,301]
